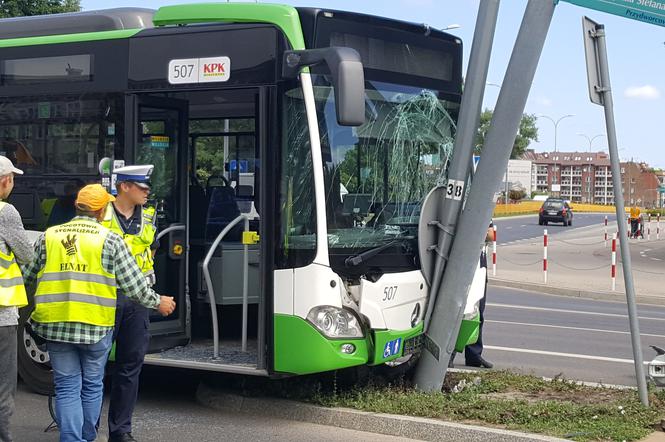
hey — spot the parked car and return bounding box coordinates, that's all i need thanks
[538,198,573,226]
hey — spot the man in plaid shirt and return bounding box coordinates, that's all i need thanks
[22,184,175,442]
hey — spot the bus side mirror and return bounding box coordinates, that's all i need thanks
[282,47,365,127]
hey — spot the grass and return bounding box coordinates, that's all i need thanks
[236,370,664,442]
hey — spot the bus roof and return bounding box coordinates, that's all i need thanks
[0,3,305,50]
[0,8,154,39]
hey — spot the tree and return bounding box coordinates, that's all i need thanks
[0,0,80,18]
[475,109,539,159]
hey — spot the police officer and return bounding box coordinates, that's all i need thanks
[0,155,31,442]
[102,165,159,442]
[22,184,176,442]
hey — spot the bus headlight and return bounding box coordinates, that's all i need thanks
[306,306,364,338]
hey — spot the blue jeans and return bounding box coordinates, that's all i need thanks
[47,332,112,442]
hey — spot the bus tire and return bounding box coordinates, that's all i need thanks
[17,306,54,396]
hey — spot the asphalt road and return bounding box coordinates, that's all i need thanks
[11,368,415,442]
[494,213,616,245]
[467,285,665,386]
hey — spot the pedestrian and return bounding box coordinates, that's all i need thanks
[0,155,32,442]
[449,223,494,369]
[629,205,641,238]
[22,184,176,442]
[463,223,494,369]
[101,165,159,442]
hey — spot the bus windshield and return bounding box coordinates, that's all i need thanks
[282,75,459,273]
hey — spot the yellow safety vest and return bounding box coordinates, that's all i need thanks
[102,204,156,276]
[32,218,117,326]
[0,202,28,307]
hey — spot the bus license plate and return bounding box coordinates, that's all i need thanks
[403,335,423,356]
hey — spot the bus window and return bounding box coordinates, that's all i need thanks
[0,94,123,229]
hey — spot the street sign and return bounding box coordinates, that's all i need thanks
[562,0,665,28]
[658,186,665,194]
[582,16,603,105]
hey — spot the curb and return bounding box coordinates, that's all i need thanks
[196,383,566,442]
[488,278,665,306]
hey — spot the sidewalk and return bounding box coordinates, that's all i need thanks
[490,222,665,304]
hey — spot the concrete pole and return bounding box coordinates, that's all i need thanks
[422,0,500,329]
[415,0,556,391]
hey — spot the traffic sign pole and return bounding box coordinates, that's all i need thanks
[582,16,648,406]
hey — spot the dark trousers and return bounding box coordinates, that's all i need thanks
[0,325,17,442]
[108,294,150,437]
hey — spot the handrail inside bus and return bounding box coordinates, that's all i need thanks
[202,214,251,359]
[156,223,185,241]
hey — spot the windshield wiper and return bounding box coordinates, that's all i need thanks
[344,236,412,268]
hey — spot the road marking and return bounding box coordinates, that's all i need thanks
[486,319,665,338]
[652,258,662,261]
[487,303,665,321]
[484,345,647,365]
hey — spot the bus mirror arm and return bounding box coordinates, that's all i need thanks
[282,47,366,127]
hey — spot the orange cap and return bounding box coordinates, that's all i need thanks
[75,184,115,211]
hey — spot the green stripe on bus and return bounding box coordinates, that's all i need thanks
[273,314,368,375]
[0,29,142,48]
[153,3,307,50]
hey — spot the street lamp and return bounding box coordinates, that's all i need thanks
[577,133,605,152]
[539,114,574,197]
[441,24,461,31]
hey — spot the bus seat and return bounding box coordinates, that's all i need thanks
[205,186,242,242]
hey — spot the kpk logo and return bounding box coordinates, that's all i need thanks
[202,61,226,78]
[61,234,78,256]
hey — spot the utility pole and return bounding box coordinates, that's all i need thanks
[415,0,556,391]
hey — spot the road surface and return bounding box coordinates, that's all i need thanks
[494,213,615,245]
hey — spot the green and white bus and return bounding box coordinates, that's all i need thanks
[0,3,481,394]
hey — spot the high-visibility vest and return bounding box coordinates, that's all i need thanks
[102,204,156,276]
[0,202,28,307]
[32,218,116,326]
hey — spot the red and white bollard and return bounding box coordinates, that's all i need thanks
[492,225,497,277]
[604,215,608,246]
[611,233,617,291]
[543,229,548,284]
[658,215,661,241]
[648,214,651,241]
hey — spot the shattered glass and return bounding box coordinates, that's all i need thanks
[278,77,460,271]
[319,78,458,250]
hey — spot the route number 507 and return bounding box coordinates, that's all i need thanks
[383,285,398,302]
[172,63,195,79]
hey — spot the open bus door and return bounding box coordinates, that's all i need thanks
[130,95,190,350]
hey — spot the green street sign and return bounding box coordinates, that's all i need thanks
[561,0,665,27]
[658,186,665,193]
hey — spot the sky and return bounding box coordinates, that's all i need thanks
[80,0,665,168]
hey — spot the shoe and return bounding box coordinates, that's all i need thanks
[109,433,137,442]
[465,357,493,369]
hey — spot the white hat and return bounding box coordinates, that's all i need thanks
[0,155,23,176]
[114,164,154,189]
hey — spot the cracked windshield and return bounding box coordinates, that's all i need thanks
[282,77,459,265]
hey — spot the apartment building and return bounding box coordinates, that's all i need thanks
[523,150,661,207]
[524,150,613,204]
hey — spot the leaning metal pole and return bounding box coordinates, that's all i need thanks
[415,0,556,391]
[422,0,500,330]
[593,23,649,406]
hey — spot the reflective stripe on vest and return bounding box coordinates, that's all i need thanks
[102,204,156,276]
[32,218,116,326]
[0,202,28,307]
